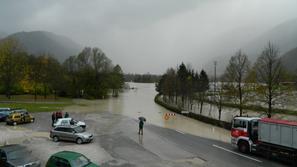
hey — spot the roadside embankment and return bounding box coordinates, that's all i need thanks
[154,94,232,130]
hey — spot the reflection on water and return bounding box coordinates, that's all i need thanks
[138,134,143,145]
[67,83,230,142]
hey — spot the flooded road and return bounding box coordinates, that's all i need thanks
[66,83,230,142]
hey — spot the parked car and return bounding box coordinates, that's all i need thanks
[0,113,8,122]
[46,151,99,167]
[0,108,13,122]
[54,118,86,129]
[0,108,11,113]
[0,144,41,167]
[0,107,11,115]
[6,111,35,125]
[50,125,93,144]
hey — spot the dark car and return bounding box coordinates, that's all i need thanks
[46,151,99,167]
[0,108,11,113]
[50,125,93,144]
[0,144,41,167]
[0,113,8,122]
[0,108,11,122]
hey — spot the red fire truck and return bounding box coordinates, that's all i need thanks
[231,117,297,164]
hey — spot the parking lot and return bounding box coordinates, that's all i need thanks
[0,111,113,166]
[1,110,208,167]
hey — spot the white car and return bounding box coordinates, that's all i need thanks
[54,118,86,129]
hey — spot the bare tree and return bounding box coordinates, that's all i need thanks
[255,42,282,118]
[225,50,250,116]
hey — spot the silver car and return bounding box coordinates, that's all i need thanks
[50,125,93,144]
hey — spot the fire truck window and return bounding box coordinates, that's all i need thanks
[233,119,246,128]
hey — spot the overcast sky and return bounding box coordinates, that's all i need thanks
[1,0,297,74]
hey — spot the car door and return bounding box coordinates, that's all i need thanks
[14,115,22,123]
[55,127,67,140]
[64,127,76,141]
[24,112,30,122]
[55,157,71,167]
[0,150,7,167]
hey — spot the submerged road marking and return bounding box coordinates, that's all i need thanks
[212,144,262,163]
[175,130,185,134]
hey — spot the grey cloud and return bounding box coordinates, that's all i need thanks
[1,0,297,74]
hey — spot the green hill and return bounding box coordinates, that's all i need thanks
[4,31,82,62]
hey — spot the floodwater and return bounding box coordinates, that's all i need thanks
[66,83,230,142]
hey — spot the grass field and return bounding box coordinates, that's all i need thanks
[0,102,72,112]
[0,95,73,112]
[0,95,72,102]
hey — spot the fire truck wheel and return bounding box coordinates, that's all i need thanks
[238,141,249,153]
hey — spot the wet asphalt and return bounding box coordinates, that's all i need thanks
[0,110,290,167]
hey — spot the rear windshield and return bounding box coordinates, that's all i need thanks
[233,119,247,128]
[70,155,90,167]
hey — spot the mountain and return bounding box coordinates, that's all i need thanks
[205,18,297,77]
[0,32,7,40]
[281,47,297,73]
[5,31,82,62]
[244,18,297,62]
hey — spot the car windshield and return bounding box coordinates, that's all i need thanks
[233,119,247,128]
[70,155,90,167]
[74,126,84,133]
[7,149,29,160]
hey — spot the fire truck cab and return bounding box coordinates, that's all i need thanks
[231,117,260,153]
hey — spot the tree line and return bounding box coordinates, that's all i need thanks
[157,42,296,118]
[0,38,124,99]
[156,63,209,113]
[124,73,161,83]
[222,42,287,118]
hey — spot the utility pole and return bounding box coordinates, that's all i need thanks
[214,61,217,93]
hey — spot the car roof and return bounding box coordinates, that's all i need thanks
[12,109,27,113]
[58,118,72,121]
[0,144,26,152]
[52,151,84,160]
[0,108,11,111]
[234,117,260,121]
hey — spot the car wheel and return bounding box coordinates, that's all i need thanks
[53,136,59,142]
[238,141,249,153]
[76,138,83,144]
[13,122,17,126]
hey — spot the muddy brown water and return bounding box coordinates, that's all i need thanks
[64,83,230,143]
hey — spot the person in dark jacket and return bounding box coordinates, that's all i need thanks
[64,112,69,118]
[139,120,144,135]
[55,111,63,120]
[51,112,56,127]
